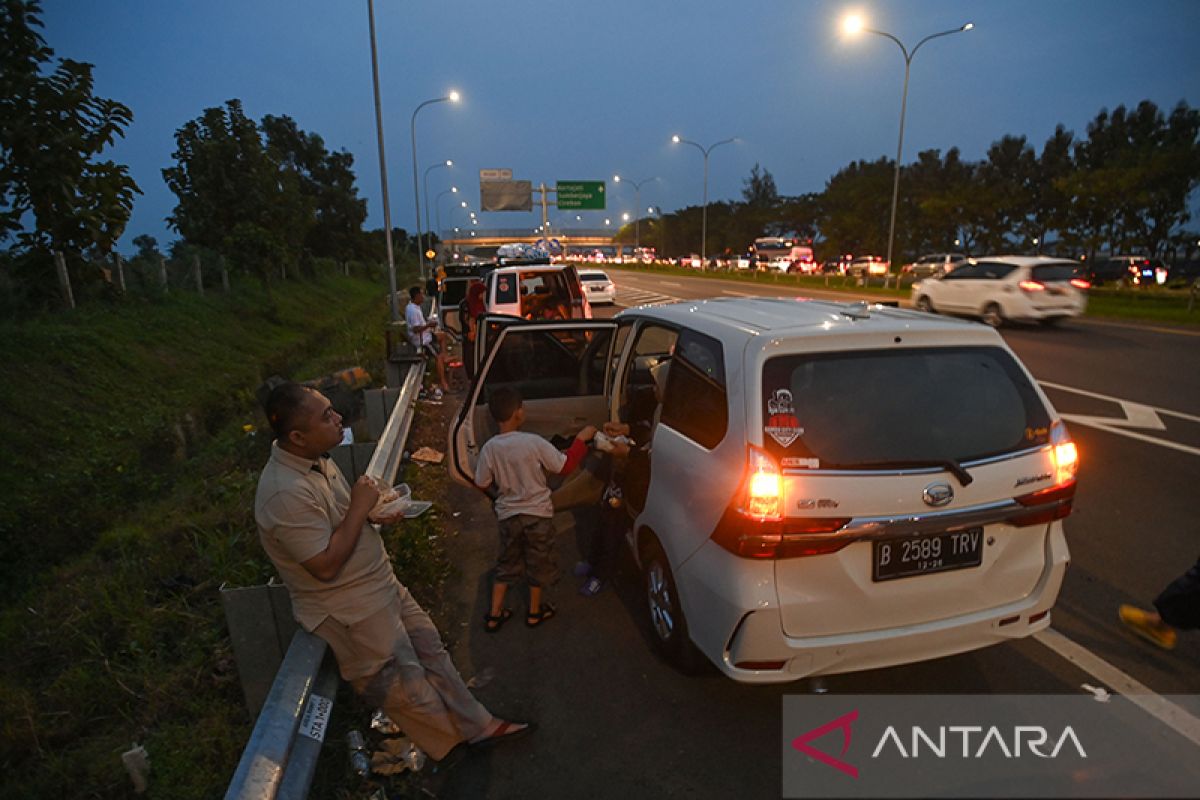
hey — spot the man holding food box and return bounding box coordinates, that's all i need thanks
[254,382,532,763]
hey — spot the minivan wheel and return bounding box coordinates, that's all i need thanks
[915,295,934,314]
[982,303,1004,328]
[643,540,706,673]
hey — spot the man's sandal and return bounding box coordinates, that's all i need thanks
[483,608,512,633]
[469,720,536,748]
[525,603,557,628]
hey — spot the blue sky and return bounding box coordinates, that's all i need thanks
[39,0,1200,251]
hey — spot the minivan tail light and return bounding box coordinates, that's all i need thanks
[741,446,782,521]
[1009,420,1078,526]
[711,447,852,559]
[1069,278,1091,289]
[1019,280,1045,292]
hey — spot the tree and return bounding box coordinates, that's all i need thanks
[819,158,894,255]
[261,114,367,264]
[0,0,140,288]
[163,100,298,282]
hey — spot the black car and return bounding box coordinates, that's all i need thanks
[1084,255,1163,287]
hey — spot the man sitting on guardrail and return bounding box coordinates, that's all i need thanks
[255,383,532,763]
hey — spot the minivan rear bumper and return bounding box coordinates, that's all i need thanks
[678,522,1069,684]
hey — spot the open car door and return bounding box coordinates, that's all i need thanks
[448,319,618,487]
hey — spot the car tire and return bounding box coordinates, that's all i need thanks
[1040,316,1064,328]
[642,538,706,674]
[915,295,934,314]
[982,303,1004,328]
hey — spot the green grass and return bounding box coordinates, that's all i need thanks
[0,263,460,798]
[611,261,1200,325]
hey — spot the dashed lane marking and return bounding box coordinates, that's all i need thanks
[1035,627,1200,749]
[615,287,679,307]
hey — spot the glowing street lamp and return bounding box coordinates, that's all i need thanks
[672,135,735,268]
[435,185,458,241]
[423,159,453,247]
[842,13,973,286]
[410,91,460,278]
[613,174,660,253]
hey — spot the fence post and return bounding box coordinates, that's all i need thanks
[220,256,230,293]
[113,253,127,294]
[53,250,76,310]
[158,254,169,294]
[193,255,204,297]
[281,262,287,282]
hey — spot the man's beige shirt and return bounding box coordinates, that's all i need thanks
[255,442,397,631]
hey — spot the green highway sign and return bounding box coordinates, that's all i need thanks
[556,180,606,210]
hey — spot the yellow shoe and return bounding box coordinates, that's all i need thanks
[1119,604,1177,650]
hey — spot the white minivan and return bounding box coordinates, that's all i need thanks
[448,298,1077,683]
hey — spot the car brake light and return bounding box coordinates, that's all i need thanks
[711,447,851,559]
[1018,280,1045,292]
[742,446,782,520]
[1010,420,1078,526]
[1069,278,1091,289]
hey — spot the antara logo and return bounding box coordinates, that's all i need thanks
[792,711,1088,779]
[791,710,860,778]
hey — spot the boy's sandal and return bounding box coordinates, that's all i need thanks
[483,608,512,633]
[525,603,557,628]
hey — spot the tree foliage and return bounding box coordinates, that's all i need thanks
[655,100,1199,264]
[0,0,140,291]
[163,102,370,283]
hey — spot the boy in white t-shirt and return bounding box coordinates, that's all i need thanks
[474,386,596,631]
[405,285,450,398]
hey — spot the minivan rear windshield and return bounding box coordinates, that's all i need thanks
[580,272,608,281]
[1030,263,1080,282]
[761,346,1051,468]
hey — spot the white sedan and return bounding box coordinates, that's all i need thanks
[579,270,616,304]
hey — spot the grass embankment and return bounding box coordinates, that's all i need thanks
[615,261,1200,326]
[0,269,454,799]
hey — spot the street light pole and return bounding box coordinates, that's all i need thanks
[613,175,659,253]
[435,186,458,243]
[423,159,452,258]
[672,135,734,267]
[365,0,399,321]
[410,92,459,280]
[843,16,973,287]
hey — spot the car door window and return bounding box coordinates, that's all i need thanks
[976,262,1017,280]
[941,263,980,280]
[660,328,728,449]
[478,325,613,403]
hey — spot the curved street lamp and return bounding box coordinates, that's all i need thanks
[410,91,460,278]
[613,174,660,253]
[435,186,458,242]
[672,135,735,267]
[842,14,973,286]
[423,159,453,249]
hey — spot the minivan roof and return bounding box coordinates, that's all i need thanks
[617,296,987,342]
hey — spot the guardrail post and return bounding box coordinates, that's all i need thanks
[221,256,231,293]
[113,253,127,294]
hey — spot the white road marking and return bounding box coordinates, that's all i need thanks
[1077,317,1200,338]
[1038,380,1200,456]
[722,289,757,296]
[1035,627,1200,749]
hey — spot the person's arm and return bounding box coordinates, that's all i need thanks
[557,425,596,474]
[299,476,380,582]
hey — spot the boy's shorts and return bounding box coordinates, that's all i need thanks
[495,514,559,587]
[419,340,441,359]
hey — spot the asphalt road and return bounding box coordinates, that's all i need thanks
[432,268,1200,798]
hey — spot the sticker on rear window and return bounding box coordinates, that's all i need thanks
[765,389,803,448]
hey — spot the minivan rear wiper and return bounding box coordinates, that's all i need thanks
[844,459,975,487]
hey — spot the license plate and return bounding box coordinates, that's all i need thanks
[872,527,983,582]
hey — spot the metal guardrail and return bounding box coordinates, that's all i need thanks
[224,360,425,800]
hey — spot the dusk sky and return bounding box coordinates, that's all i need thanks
[41,0,1200,251]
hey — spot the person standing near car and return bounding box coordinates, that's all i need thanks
[405,285,450,399]
[460,280,485,380]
